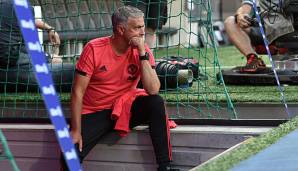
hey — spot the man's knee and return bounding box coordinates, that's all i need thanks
[224,16,237,31]
[146,95,165,109]
[145,95,167,121]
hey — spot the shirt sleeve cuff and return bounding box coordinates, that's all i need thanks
[242,1,253,6]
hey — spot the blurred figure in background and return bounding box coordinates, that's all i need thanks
[0,0,60,68]
[124,0,168,48]
[224,0,294,73]
[0,0,77,93]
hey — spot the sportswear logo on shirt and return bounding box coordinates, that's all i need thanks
[99,65,107,72]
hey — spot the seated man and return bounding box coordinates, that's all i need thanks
[224,0,294,73]
[60,6,178,171]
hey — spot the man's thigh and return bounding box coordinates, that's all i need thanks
[129,95,165,128]
[79,110,115,158]
[80,110,114,143]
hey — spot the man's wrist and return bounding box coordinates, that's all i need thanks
[138,48,146,56]
[46,27,55,33]
[139,52,149,61]
[234,14,239,23]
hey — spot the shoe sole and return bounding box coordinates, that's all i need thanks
[239,66,267,73]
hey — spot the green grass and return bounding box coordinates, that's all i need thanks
[153,46,270,67]
[196,116,298,171]
[217,46,269,67]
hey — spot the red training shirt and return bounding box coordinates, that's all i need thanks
[76,36,155,114]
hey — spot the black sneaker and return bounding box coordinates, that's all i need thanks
[239,54,266,73]
[158,166,180,171]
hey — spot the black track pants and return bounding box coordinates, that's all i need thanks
[61,95,171,170]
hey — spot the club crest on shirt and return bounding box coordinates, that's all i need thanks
[98,65,107,72]
[127,64,138,81]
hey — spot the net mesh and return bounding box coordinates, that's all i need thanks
[0,0,236,119]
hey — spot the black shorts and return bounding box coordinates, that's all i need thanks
[249,27,264,46]
[124,0,167,30]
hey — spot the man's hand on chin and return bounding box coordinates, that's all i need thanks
[129,37,146,55]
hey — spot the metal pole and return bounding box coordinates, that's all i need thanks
[0,129,20,171]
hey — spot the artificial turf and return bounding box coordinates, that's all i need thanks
[195,115,298,171]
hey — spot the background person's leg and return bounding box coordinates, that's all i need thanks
[124,0,168,49]
[224,16,266,72]
[0,50,75,92]
[146,0,167,48]
[224,16,255,56]
[145,27,156,48]
[50,63,75,92]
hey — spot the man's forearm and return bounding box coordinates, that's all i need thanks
[140,60,160,95]
[133,37,160,94]
[35,19,53,31]
[70,93,83,132]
